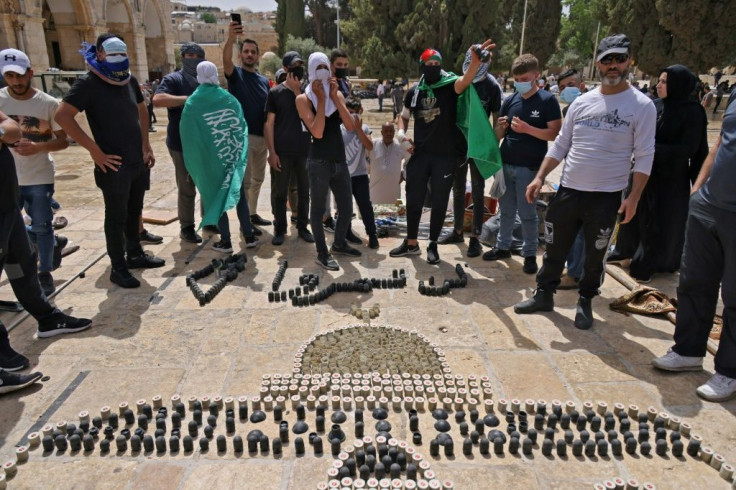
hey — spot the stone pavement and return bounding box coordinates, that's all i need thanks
[0,98,733,489]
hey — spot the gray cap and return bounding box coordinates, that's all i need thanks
[282,51,303,68]
[596,34,631,62]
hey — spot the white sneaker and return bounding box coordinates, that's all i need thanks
[696,373,736,402]
[652,348,703,372]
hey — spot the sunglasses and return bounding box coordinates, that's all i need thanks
[600,54,629,65]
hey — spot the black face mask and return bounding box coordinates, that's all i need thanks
[290,66,304,80]
[335,67,349,79]
[422,65,442,85]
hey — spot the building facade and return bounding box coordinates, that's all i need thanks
[1,0,176,83]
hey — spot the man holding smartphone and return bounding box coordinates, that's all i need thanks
[224,18,272,232]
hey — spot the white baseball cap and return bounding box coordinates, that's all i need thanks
[0,49,31,75]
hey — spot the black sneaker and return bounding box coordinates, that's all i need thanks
[52,235,68,270]
[323,217,336,233]
[180,226,203,244]
[482,247,512,261]
[139,229,163,244]
[0,345,30,372]
[290,215,297,223]
[127,252,165,269]
[331,243,362,257]
[467,237,482,258]
[37,312,92,338]
[245,235,259,248]
[38,272,56,296]
[272,234,285,246]
[574,296,594,330]
[389,239,421,257]
[426,241,440,264]
[252,226,263,237]
[298,228,315,243]
[438,231,464,245]
[315,253,339,271]
[212,240,233,253]
[514,289,554,314]
[110,268,140,288]
[345,229,362,245]
[0,370,43,394]
[250,214,272,226]
[523,256,538,274]
[368,234,379,250]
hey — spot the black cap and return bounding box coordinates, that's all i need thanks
[282,51,303,68]
[596,34,631,62]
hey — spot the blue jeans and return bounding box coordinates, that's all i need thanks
[497,164,539,257]
[218,184,254,242]
[565,229,586,279]
[19,184,55,273]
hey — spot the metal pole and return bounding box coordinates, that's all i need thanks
[589,22,601,79]
[519,0,528,55]
[336,1,341,49]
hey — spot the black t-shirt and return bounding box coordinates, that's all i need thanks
[155,70,198,151]
[225,67,269,137]
[0,144,18,212]
[265,84,310,157]
[499,89,561,168]
[308,111,345,162]
[64,73,145,168]
[404,83,459,157]
[457,78,503,155]
[475,77,502,117]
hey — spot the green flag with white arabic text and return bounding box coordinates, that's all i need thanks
[180,84,248,228]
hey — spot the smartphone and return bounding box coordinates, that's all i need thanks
[230,13,242,25]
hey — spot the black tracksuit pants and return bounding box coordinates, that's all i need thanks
[673,192,736,378]
[405,152,455,242]
[536,186,621,298]
[451,158,485,236]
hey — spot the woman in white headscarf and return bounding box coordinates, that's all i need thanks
[295,52,357,271]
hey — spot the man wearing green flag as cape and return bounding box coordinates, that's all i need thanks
[390,41,502,265]
[180,61,257,254]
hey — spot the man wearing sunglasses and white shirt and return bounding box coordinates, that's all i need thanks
[514,34,656,331]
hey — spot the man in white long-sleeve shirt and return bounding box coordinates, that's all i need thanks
[513,34,656,330]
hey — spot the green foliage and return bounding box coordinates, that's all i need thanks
[283,35,328,61]
[498,0,562,70]
[260,54,283,77]
[200,12,217,24]
[597,0,736,75]
[305,0,352,49]
[275,0,307,54]
[549,0,606,70]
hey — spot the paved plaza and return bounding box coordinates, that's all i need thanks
[0,99,733,489]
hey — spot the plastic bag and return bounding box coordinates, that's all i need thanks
[489,168,506,199]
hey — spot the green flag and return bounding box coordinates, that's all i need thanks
[457,85,503,179]
[415,72,503,179]
[180,84,248,228]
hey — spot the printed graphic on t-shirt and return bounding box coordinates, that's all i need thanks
[418,96,440,123]
[574,109,632,131]
[8,114,54,143]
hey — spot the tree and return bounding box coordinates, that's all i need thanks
[200,12,216,24]
[275,0,307,54]
[549,0,607,71]
[597,0,736,75]
[305,0,352,48]
[283,35,328,62]
[260,54,283,77]
[442,0,506,75]
[499,0,562,69]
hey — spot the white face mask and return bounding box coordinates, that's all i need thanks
[315,68,330,82]
[105,54,128,64]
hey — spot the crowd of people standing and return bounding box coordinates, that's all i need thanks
[0,30,734,402]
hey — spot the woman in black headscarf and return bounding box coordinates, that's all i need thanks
[613,64,708,282]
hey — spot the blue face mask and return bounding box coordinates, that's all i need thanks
[514,80,533,94]
[560,86,582,104]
